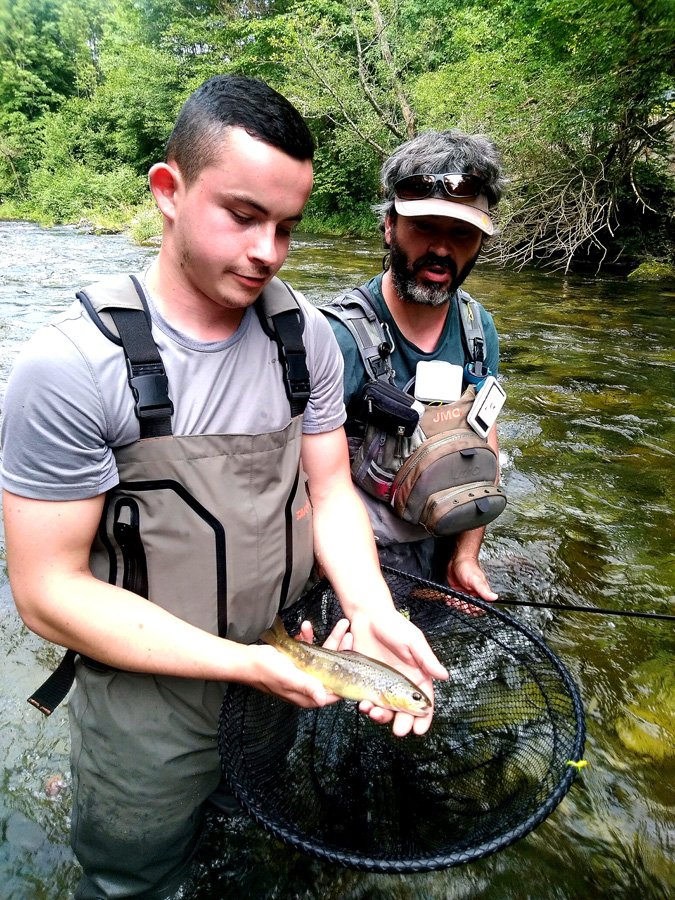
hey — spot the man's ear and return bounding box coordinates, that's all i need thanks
[383,212,394,248]
[148,162,181,221]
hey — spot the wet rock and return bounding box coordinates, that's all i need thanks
[615,656,675,760]
[627,260,675,282]
[44,773,67,798]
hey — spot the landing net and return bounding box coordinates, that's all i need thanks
[218,567,585,872]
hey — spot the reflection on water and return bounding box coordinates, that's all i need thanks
[0,222,673,898]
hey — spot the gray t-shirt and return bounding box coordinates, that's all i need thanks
[1,278,346,501]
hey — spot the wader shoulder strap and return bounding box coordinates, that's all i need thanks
[457,289,488,379]
[77,274,174,438]
[321,286,396,383]
[255,278,310,417]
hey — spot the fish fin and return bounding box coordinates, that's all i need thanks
[260,614,288,648]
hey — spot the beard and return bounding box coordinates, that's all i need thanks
[388,236,479,308]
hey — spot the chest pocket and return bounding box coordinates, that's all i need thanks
[92,424,313,644]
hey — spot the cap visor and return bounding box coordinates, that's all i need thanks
[394,197,494,236]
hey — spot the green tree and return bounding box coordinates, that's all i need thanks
[0,0,672,267]
[0,0,105,200]
[0,0,102,117]
[414,0,675,269]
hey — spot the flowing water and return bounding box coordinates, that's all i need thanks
[0,222,673,899]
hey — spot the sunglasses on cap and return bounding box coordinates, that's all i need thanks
[393,172,485,202]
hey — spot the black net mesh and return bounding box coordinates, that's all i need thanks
[218,567,585,873]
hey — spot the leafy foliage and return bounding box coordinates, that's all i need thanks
[0,0,672,268]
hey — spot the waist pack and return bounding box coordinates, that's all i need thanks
[350,386,506,535]
[322,287,507,537]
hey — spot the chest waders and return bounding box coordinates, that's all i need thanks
[29,274,314,715]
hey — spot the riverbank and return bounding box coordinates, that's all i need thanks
[0,196,378,244]
[3,200,673,281]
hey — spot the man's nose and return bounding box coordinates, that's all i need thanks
[427,236,454,258]
[249,224,281,268]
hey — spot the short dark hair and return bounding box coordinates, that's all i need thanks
[374,129,505,225]
[165,75,315,185]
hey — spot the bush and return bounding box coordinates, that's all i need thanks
[26,162,146,224]
[128,200,162,245]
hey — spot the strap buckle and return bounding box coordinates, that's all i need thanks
[283,350,311,402]
[472,337,485,378]
[126,360,174,420]
[366,323,396,381]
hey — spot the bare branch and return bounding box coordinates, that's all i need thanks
[488,154,622,273]
[629,144,660,215]
[350,6,405,141]
[365,0,416,138]
[295,30,388,157]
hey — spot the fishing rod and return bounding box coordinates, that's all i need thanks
[400,572,675,622]
[492,597,675,622]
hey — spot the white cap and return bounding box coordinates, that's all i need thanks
[394,194,494,236]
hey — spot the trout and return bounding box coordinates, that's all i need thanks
[261,615,431,715]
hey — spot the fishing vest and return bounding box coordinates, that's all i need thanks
[29,274,314,715]
[321,287,506,539]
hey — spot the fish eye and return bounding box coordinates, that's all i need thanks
[412,692,423,702]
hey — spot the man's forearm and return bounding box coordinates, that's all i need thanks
[451,525,486,563]
[311,484,394,620]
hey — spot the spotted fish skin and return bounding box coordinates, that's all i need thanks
[261,616,431,715]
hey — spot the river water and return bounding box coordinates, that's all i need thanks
[0,221,673,899]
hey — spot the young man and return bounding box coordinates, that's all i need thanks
[0,76,446,899]
[324,130,506,602]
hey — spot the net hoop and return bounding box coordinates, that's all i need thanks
[219,568,586,873]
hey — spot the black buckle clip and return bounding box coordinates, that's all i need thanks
[473,337,485,377]
[126,361,174,420]
[284,351,311,402]
[368,354,391,380]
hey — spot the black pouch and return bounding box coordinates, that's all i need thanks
[359,380,420,437]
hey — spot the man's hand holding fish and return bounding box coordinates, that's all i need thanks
[291,427,448,736]
[246,617,355,709]
[346,607,448,736]
[291,608,448,737]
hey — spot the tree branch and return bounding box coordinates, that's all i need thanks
[350,6,405,141]
[295,30,388,157]
[365,0,416,138]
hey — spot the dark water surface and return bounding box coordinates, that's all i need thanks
[0,222,673,898]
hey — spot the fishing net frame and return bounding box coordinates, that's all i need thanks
[218,567,586,873]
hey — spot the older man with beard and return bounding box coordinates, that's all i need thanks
[323,129,505,601]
